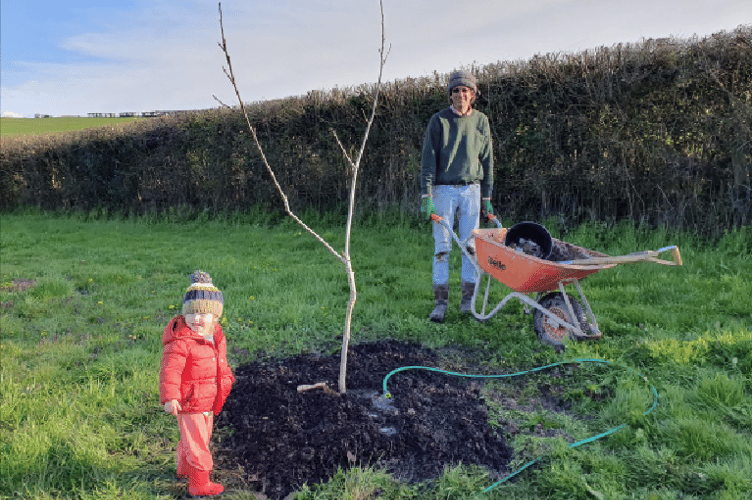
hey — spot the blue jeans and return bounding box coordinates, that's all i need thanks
[432,184,480,285]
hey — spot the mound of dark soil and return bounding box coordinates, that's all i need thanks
[216,340,513,499]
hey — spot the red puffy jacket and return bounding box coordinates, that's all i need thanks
[159,315,235,415]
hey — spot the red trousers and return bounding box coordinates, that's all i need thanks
[176,412,214,474]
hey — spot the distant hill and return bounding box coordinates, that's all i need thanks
[0,117,142,137]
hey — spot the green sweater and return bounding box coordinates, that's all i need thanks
[420,107,494,198]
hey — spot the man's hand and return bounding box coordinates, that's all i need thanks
[421,196,437,220]
[164,399,181,416]
[481,198,494,219]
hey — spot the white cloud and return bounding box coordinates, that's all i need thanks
[2,111,24,118]
[2,0,749,117]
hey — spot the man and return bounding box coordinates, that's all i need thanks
[419,70,495,323]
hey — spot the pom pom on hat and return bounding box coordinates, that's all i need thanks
[182,270,224,318]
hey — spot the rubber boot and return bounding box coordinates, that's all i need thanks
[429,284,449,323]
[460,281,476,314]
[188,466,224,497]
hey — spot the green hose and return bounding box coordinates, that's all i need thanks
[381,358,658,495]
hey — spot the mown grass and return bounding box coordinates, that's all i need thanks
[0,117,142,137]
[1,211,750,500]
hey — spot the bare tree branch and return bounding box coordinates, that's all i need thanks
[216,1,388,394]
[216,3,344,265]
[332,130,355,170]
[212,95,232,108]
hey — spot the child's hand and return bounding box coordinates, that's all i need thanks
[164,399,181,416]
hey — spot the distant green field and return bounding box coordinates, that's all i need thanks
[0,117,142,137]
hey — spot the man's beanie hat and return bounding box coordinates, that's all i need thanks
[182,270,224,317]
[447,70,479,96]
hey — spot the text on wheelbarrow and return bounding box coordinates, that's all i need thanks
[488,256,506,271]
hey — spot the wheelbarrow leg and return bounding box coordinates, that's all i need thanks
[569,280,602,338]
[469,271,494,320]
[557,283,584,338]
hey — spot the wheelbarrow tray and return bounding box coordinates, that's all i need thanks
[473,228,616,293]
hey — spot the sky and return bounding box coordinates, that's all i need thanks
[1,0,749,118]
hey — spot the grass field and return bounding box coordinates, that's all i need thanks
[1,211,750,499]
[0,117,143,137]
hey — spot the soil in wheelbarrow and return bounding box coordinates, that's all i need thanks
[214,340,574,499]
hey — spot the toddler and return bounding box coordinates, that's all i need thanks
[160,270,234,497]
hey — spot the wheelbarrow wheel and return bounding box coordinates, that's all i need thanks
[533,292,588,352]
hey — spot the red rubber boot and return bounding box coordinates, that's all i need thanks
[187,466,224,497]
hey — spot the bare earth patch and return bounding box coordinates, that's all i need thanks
[215,340,570,499]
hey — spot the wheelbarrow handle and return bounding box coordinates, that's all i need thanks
[561,245,683,266]
[656,245,683,266]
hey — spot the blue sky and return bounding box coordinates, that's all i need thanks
[1,0,749,117]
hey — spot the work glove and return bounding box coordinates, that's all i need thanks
[481,198,494,220]
[421,196,437,220]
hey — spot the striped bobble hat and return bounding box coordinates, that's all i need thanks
[182,270,224,318]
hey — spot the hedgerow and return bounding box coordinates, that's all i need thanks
[1,25,749,235]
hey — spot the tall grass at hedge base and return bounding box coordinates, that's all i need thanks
[1,213,750,499]
[2,26,750,236]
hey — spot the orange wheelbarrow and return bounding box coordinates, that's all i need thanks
[432,214,683,351]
